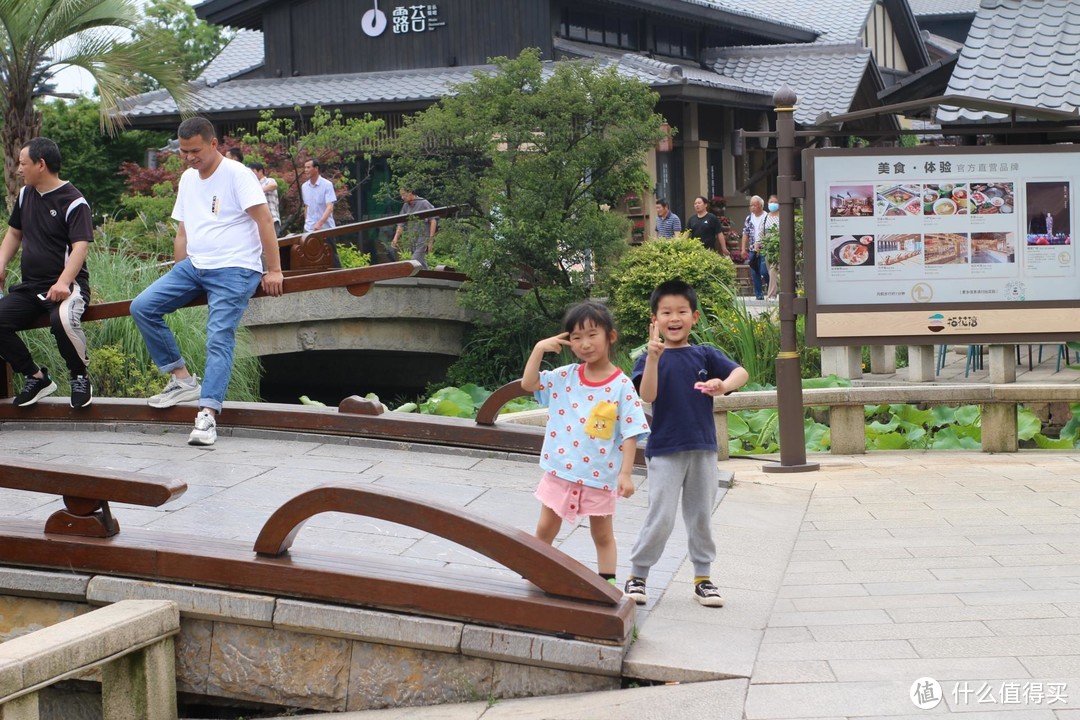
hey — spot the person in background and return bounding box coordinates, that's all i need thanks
[391,188,437,269]
[225,148,244,164]
[764,194,780,299]
[654,199,681,238]
[301,159,340,268]
[740,195,770,300]
[249,162,281,236]
[687,195,727,257]
[0,138,94,408]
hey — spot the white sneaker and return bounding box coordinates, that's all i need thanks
[188,409,217,446]
[148,376,201,408]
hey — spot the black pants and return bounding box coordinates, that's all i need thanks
[0,284,90,378]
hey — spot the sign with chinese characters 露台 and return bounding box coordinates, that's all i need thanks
[805,145,1080,346]
[361,2,446,38]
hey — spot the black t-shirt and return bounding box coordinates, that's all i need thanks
[687,212,721,250]
[8,182,93,291]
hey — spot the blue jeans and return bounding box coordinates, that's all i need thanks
[748,252,770,299]
[130,259,262,413]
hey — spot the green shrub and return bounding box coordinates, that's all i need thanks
[336,243,372,269]
[603,236,736,346]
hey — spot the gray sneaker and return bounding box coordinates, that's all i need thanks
[188,409,217,446]
[148,376,201,408]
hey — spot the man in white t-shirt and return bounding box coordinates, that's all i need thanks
[301,158,340,267]
[129,117,284,446]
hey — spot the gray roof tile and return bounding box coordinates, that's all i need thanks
[908,0,982,16]
[940,0,1080,121]
[710,43,875,123]
[197,29,264,85]
[691,0,875,43]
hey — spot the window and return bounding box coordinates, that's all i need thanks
[560,8,638,50]
[654,26,698,59]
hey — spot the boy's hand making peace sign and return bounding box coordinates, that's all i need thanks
[646,321,665,361]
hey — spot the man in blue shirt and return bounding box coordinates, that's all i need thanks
[655,199,681,238]
[301,159,340,267]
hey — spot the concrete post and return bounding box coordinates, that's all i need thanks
[907,345,935,381]
[0,694,39,720]
[989,344,1016,384]
[829,406,866,454]
[101,638,177,720]
[981,403,1018,452]
[869,345,896,374]
[821,346,863,379]
[714,411,729,461]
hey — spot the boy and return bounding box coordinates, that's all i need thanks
[626,280,749,606]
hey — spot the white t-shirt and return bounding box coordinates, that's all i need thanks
[171,157,267,272]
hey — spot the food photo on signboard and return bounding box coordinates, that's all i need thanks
[875,183,923,216]
[1026,181,1071,245]
[829,234,876,267]
[876,234,923,266]
[829,185,874,217]
[970,232,1016,264]
[924,233,970,265]
[969,181,1014,215]
[923,183,969,216]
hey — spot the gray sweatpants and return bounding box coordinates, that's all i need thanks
[629,450,718,579]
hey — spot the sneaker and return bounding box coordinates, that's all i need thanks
[694,580,725,608]
[624,577,647,605]
[148,376,201,408]
[188,409,217,446]
[70,375,93,409]
[13,369,57,407]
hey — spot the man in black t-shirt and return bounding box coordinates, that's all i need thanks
[0,138,93,408]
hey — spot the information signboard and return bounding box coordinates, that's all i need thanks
[805,145,1079,346]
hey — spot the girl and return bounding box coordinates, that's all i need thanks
[521,301,650,584]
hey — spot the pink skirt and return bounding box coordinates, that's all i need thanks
[535,472,617,523]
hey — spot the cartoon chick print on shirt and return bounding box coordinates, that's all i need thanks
[586,401,618,440]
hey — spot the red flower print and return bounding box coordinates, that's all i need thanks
[547,381,553,388]
[572,402,578,409]
[593,471,600,478]
[558,448,565,454]
[570,504,576,510]
[576,479,584,484]
[608,462,614,468]
[573,440,580,447]
[558,409,565,415]
[583,455,590,462]
[560,371,567,377]
[566,425,572,432]
[603,485,610,491]
[579,418,586,424]
[550,431,556,438]
[571,489,578,495]
[566,386,572,393]
[588,395,594,401]
[605,387,612,393]
[543,453,549,459]
[599,447,606,454]
[553,392,558,399]
[566,462,573,470]
[635,401,641,407]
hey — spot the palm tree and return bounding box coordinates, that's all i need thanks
[0,0,190,206]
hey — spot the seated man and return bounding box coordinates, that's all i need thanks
[0,138,93,408]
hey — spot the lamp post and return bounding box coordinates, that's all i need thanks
[763,85,819,474]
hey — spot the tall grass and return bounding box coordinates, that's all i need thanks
[692,284,781,386]
[12,236,263,401]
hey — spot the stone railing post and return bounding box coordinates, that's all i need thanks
[0,694,38,720]
[102,637,178,720]
[906,345,936,381]
[869,345,896,374]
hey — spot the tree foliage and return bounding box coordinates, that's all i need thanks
[0,0,189,206]
[39,98,168,219]
[241,106,385,232]
[133,0,234,91]
[390,49,668,324]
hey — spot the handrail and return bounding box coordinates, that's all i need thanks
[0,599,179,719]
[0,456,186,538]
[253,483,619,605]
[276,205,458,248]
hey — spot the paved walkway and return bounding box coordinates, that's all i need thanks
[1,423,1079,718]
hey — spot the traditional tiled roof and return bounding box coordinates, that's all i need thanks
[197,29,264,86]
[709,43,876,124]
[908,0,982,16]
[939,0,1080,122]
[690,0,875,43]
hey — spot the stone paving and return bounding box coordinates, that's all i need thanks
[3,422,1080,718]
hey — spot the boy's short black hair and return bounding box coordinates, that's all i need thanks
[562,300,616,336]
[650,280,698,313]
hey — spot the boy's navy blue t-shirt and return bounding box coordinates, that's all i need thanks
[632,344,741,458]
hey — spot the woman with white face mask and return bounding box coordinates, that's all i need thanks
[740,195,770,300]
[764,195,780,299]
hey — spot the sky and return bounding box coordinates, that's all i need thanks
[51,0,204,98]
